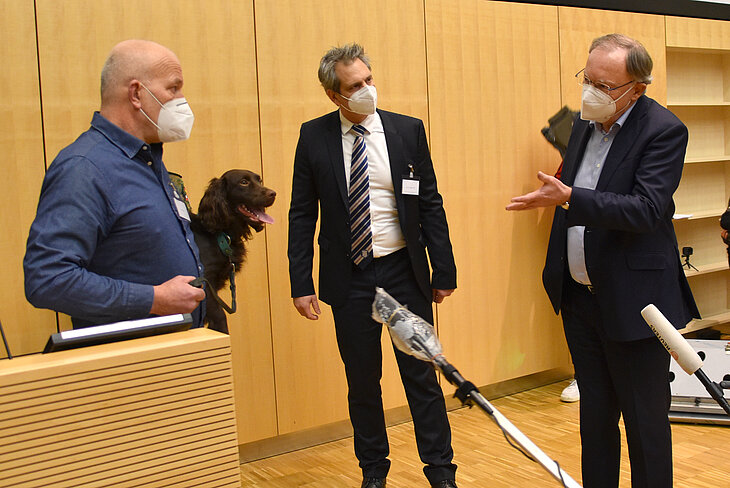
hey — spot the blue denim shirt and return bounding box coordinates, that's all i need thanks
[24,112,204,328]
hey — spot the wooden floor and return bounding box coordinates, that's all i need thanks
[239,381,730,487]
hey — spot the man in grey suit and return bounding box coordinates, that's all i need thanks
[288,43,458,488]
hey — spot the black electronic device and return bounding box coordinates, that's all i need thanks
[541,106,580,158]
[43,314,193,353]
[681,246,698,272]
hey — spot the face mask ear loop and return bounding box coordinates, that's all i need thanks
[138,82,164,131]
[139,82,165,107]
[607,83,638,120]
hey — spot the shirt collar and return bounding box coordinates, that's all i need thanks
[589,100,637,134]
[90,111,151,158]
[339,110,383,136]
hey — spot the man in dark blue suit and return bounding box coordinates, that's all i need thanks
[508,34,699,488]
[288,44,458,488]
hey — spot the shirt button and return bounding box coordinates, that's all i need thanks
[603,137,608,142]
[142,145,148,150]
[187,238,191,243]
[147,161,152,166]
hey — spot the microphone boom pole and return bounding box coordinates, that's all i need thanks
[372,288,581,488]
[431,345,580,488]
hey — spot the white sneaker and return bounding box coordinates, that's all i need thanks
[560,379,580,402]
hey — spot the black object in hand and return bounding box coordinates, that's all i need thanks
[189,277,205,289]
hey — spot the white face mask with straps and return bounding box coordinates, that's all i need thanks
[338,85,377,115]
[139,82,195,142]
[580,83,634,124]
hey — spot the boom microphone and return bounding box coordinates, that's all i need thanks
[641,304,730,416]
[640,304,703,375]
[371,287,582,488]
[371,287,442,362]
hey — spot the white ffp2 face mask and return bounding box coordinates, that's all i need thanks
[140,83,195,142]
[338,85,377,115]
[580,83,634,123]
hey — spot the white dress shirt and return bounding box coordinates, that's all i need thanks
[340,111,406,257]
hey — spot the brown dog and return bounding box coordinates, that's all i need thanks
[190,169,275,333]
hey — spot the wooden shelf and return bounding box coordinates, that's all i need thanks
[668,101,730,107]
[682,310,730,335]
[685,156,730,164]
[674,209,726,220]
[668,23,730,341]
[683,262,729,277]
[667,47,730,56]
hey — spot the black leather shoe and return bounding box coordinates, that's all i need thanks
[361,478,386,488]
[431,481,457,488]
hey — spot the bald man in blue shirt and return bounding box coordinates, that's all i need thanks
[24,40,205,328]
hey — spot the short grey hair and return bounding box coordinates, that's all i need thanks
[590,33,653,84]
[318,43,371,92]
[100,52,121,101]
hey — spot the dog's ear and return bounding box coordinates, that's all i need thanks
[198,176,231,231]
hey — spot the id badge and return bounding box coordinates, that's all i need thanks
[175,197,190,221]
[402,177,420,195]
[402,163,420,195]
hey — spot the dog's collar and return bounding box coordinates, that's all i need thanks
[216,232,234,258]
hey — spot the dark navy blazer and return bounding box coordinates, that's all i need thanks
[542,95,700,341]
[288,109,456,307]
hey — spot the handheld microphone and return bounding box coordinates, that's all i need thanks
[641,304,730,416]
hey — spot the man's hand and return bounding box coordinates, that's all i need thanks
[151,275,206,316]
[506,171,572,211]
[433,289,454,304]
[293,294,321,320]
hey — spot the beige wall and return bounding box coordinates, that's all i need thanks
[2,0,679,447]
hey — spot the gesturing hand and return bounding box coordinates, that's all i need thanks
[506,171,572,211]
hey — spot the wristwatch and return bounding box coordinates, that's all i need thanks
[560,201,570,210]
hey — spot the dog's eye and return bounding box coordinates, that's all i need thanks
[239,180,249,186]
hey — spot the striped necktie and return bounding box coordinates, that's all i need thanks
[349,124,373,268]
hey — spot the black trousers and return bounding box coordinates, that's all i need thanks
[331,248,456,484]
[562,278,673,488]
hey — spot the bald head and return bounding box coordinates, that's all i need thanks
[100,40,180,107]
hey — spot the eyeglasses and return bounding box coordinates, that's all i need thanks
[575,68,635,94]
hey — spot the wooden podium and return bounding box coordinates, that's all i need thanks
[0,328,242,488]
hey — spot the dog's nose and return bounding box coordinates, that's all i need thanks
[267,189,277,198]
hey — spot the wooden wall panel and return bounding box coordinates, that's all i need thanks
[425,0,570,388]
[558,7,668,108]
[0,0,58,358]
[34,0,275,444]
[666,16,730,51]
[255,0,430,434]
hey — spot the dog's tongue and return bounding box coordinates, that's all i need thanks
[254,209,274,224]
[238,204,275,224]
